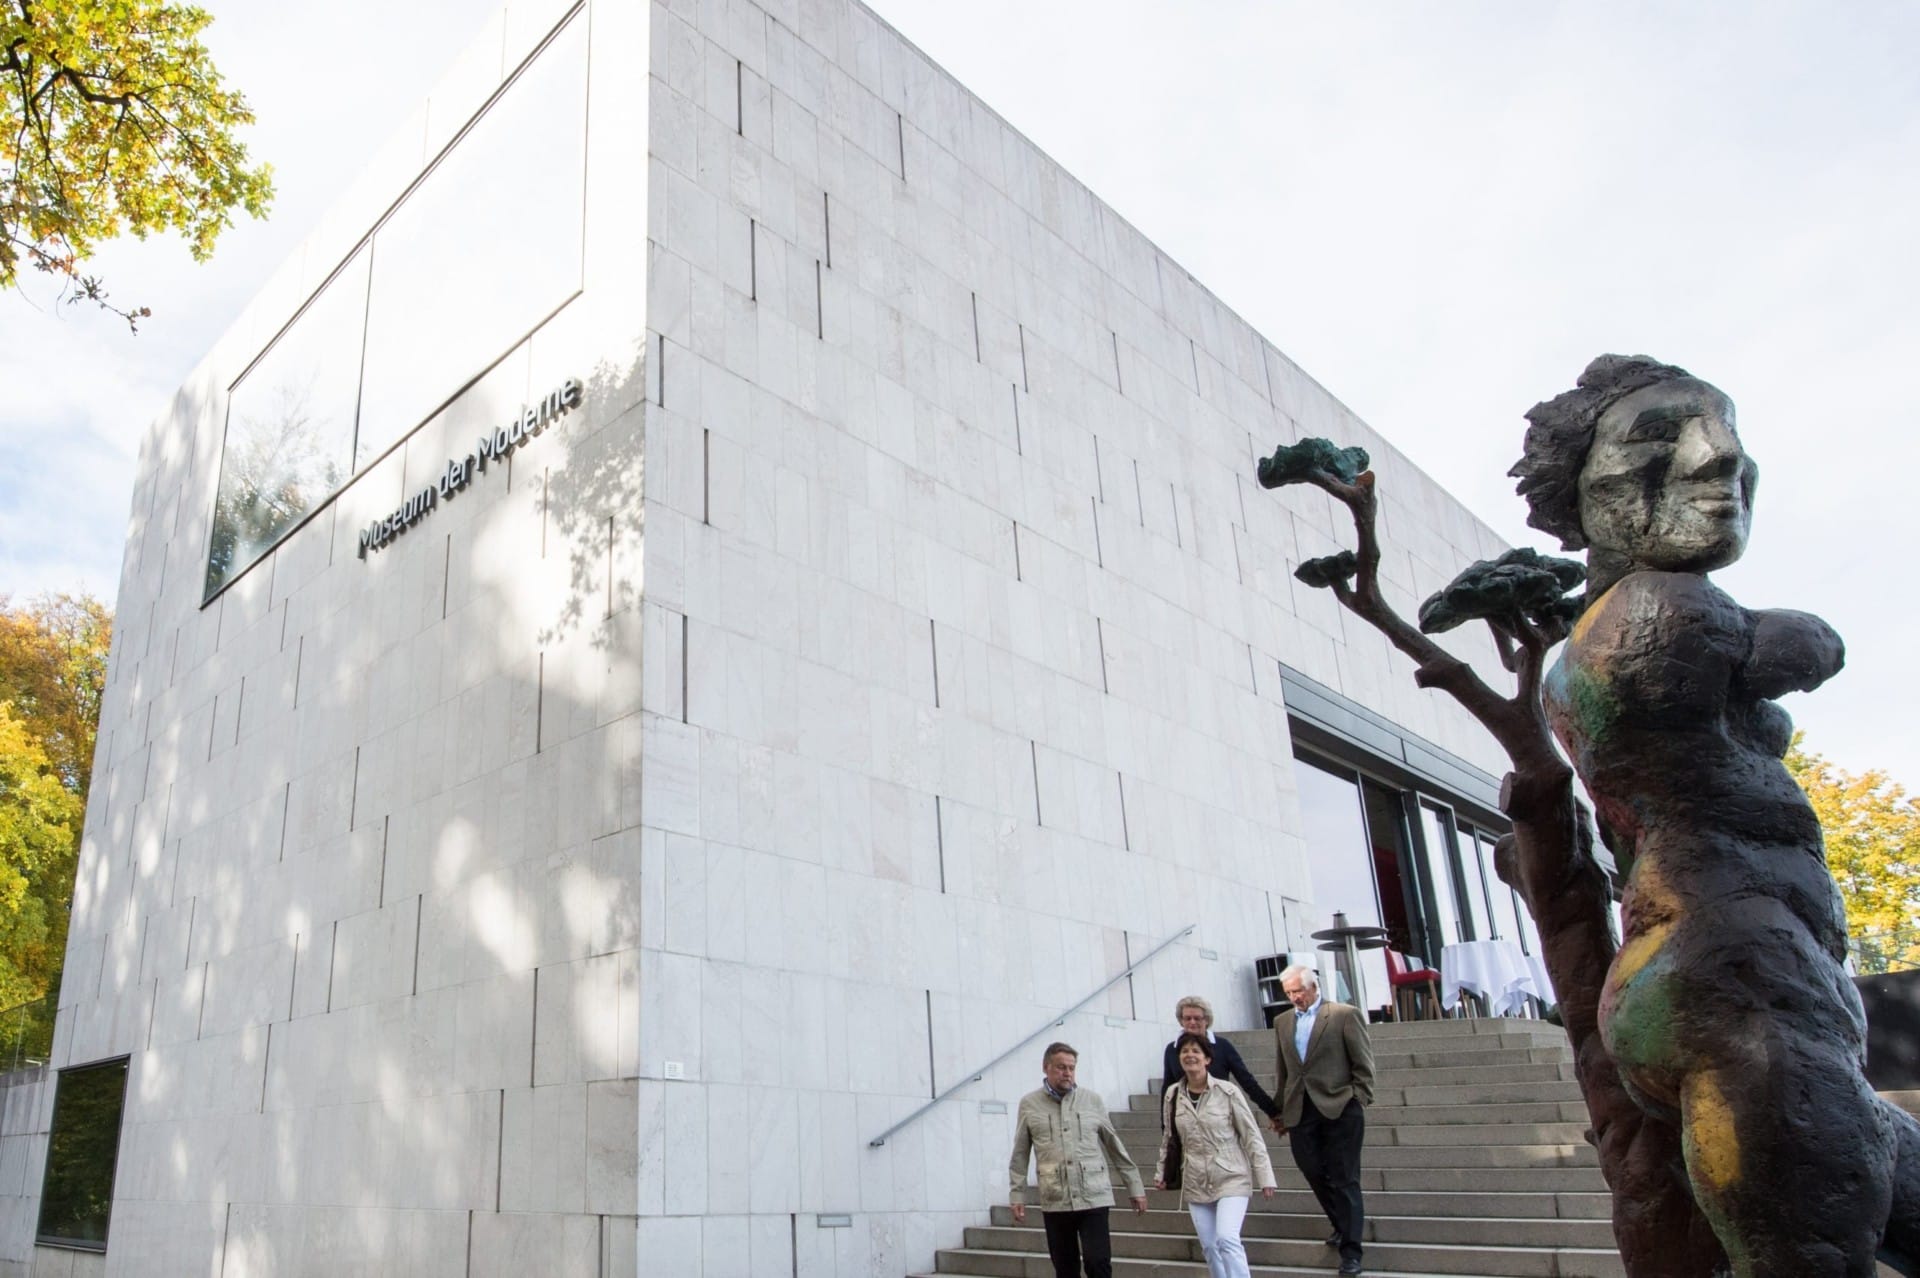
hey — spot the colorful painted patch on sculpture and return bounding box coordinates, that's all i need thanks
[1683,1070,1742,1192]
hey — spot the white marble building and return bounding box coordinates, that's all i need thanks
[0,0,1529,1273]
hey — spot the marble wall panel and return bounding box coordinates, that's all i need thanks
[633,0,1512,1270]
[29,0,1521,1271]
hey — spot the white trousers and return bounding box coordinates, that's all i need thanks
[1186,1195,1252,1278]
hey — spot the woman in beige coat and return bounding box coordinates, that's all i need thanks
[1154,1031,1277,1278]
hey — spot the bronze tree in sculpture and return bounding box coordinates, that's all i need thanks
[1258,354,1919,1277]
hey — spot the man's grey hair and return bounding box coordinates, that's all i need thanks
[1280,963,1319,990]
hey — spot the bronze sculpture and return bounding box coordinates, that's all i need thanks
[1258,355,1919,1276]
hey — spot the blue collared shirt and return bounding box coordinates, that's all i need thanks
[1294,997,1322,1060]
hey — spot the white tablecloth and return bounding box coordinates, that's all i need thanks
[1526,953,1557,1007]
[1440,939,1547,1016]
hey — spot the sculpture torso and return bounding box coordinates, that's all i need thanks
[1544,570,1856,1109]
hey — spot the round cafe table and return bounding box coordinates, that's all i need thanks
[1312,912,1390,1015]
[1439,939,1543,1016]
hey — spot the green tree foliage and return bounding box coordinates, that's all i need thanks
[1786,733,1920,974]
[0,593,111,1011]
[2,0,273,326]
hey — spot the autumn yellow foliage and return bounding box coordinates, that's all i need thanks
[1786,734,1920,974]
[0,594,110,1011]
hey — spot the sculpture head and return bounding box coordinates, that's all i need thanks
[1511,355,1757,582]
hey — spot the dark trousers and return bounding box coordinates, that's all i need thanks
[1040,1206,1113,1278]
[1289,1098,1366,1263]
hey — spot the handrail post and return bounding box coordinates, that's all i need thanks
[867,923,1197,1148]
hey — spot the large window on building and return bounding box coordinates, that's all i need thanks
[1294,741,1547,1013]
[36,1058,130,1251]
[1295,755,1407,1011]
[205,248,370,595]
[353,15,587,465]
[203,13,587,600]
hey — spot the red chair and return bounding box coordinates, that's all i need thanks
[1385,948,1443,1021]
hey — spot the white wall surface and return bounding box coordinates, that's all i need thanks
[3,0,654,1273]
[631,0,1511,1272]
[5,0,1513,1274]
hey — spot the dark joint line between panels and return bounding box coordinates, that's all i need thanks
[1030,739,1042,826]
[934,794,947,893]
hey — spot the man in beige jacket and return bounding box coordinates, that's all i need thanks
[1272,964,1374,1276]
[1008,1042,1147,1278]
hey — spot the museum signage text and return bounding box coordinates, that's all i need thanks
[357,377,583,558]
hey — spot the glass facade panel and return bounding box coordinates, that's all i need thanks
[1295,756,1389,1012]
[1517,894,1543,954]
[206,248,371,597]
[1455,815,1493,943]
[1421,804,1467,945]
[36,1059,130,1249]
[1467,827,1529,952]
[1359,780,1421,963]
[355,16,588,466]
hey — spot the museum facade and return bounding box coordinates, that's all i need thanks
[0,0,1529,1273]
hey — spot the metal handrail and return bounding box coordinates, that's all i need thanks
[868,923,1197,1148]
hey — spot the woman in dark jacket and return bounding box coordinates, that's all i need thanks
[1162,996,1280,1127]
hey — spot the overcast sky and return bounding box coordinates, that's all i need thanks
[3,0,1915,784]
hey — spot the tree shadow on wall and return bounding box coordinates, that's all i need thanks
[531,345,649,652]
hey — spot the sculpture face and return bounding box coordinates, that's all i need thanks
[1577,377,1756,574]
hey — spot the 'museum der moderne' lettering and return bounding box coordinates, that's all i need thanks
[357,377,583,559]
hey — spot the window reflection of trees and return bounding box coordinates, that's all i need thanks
[36,1059,129,1249]
[204,245,368,599]
[205,376,347,595]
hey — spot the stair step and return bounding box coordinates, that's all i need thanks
[1134,1061,1581,1102]
[933,1240,1625,1278]
[1221,1020,1567,1044]
[1118,1122,1593,1159]
[922,1268,1577,1278]
[1110,1140,1603,1173]
[1114,1097,1589,1130]
[1230,1024,1566,1047]
[983,1209,1614,1247]
[1361,1167,1608,1193]
[1233,1045,1576,1071]
[1063,1188,1612,1220]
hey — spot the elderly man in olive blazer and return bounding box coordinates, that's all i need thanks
[1272,963,1374,1276]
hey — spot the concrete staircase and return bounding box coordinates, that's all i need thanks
[922,1016,1626,1278]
